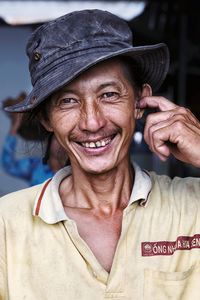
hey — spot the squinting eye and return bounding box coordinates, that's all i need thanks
[55,97,78,109]
[55,97,79,108]
[102,92,119,99]
[60,98,77,104]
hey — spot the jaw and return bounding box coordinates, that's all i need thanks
[68,132,130,174]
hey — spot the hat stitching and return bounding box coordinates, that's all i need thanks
[30,37,131,64]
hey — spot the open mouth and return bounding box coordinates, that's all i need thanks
[77,134,116,149]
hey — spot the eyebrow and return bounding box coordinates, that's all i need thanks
[96,81,121,91]
[59,81,121,95]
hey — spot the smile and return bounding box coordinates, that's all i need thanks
[80,136,114,148]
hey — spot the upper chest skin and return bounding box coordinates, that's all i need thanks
[63,204,125,272]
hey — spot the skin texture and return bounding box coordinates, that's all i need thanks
[40,59,200,272]
[41,58,151,272]
[41,58,200,272]
[138,96,200,167]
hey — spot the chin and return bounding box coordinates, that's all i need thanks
[78,159,117,175]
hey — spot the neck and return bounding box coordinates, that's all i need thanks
[60,159,134,214]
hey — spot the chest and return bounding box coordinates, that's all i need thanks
[64,207,123,272]
[6,203,200,300]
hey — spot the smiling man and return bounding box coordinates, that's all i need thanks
[1,9,200,300]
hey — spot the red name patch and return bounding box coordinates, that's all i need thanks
[141,234,200,256]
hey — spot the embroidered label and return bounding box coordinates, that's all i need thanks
[141,234,200,256]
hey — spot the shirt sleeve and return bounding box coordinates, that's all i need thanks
[1,135,39,181]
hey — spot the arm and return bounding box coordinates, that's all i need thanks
[138,96,200,168]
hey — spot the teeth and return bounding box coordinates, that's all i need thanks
[81,137,112,148]
[89,142,96,148]
[96,141,101,147]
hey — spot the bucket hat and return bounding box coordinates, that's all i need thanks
[5,9,169,113]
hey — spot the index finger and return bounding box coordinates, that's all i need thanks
[138,96,178,112]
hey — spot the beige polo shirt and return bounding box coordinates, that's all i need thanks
[1,164,200,299]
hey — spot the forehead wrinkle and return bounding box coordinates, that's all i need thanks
[76,76,128,94]
[55,60,133,99]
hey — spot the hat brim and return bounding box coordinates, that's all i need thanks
[5,43,169,112]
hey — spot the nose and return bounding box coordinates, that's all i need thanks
[78,100,107,132]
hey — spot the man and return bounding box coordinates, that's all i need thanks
[1,9,200,300]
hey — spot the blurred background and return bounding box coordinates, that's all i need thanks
[0,0,200,195]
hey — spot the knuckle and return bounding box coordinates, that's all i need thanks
[148,125,155,139]
[173,114,185,122]
[177,106,189,115]
[159,96,165,102]
[174,120,184,131]
[152,129,159,140]
[146,114,153,124]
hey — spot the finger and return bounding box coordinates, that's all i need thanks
[144,108,199,147]
[138,96,178,112]
[146,107,197,128]
[149,120,200,161]
[144,110,176,140]
[145,115,194,154]
[149,124,177,159]
[144,119,173,157]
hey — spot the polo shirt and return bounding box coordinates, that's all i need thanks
[1,164,200,299]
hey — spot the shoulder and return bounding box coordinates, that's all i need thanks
[0,184,44,219]
[149,171,200,193]
[148,171,200,207]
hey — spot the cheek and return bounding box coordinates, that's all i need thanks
[107,104,135,128]
[49,111,77,133]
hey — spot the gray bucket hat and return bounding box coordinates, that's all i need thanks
[5,9,169,113]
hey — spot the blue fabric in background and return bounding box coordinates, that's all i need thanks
[1,135,54,186]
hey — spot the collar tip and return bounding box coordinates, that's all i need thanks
[139,199,148,207]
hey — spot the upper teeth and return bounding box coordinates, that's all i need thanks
[82,138,111,148]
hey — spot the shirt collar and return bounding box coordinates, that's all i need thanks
[128,163,152,207]
[33,163,152,224]
[33,166,71,224]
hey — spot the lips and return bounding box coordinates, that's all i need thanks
[76,134,116,149]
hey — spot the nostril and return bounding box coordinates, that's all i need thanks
[79,112,106,132]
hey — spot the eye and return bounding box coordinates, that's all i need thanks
[60,98,77,104]
[56,97,79,109]
[101,92,119,100]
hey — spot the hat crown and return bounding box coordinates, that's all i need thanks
[27,9,133,82]
[5,9,169,112]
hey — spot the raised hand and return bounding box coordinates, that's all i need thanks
[138,96,200,167]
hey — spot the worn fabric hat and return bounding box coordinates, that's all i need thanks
[5,9,169,113]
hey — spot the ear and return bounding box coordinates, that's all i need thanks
[134,83,152,119]
[40,117,54,133]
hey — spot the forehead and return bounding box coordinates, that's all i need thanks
[57,58,133,93]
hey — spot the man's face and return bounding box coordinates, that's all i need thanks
[45,59,139,174]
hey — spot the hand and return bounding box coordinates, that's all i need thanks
[138,96,200,168]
